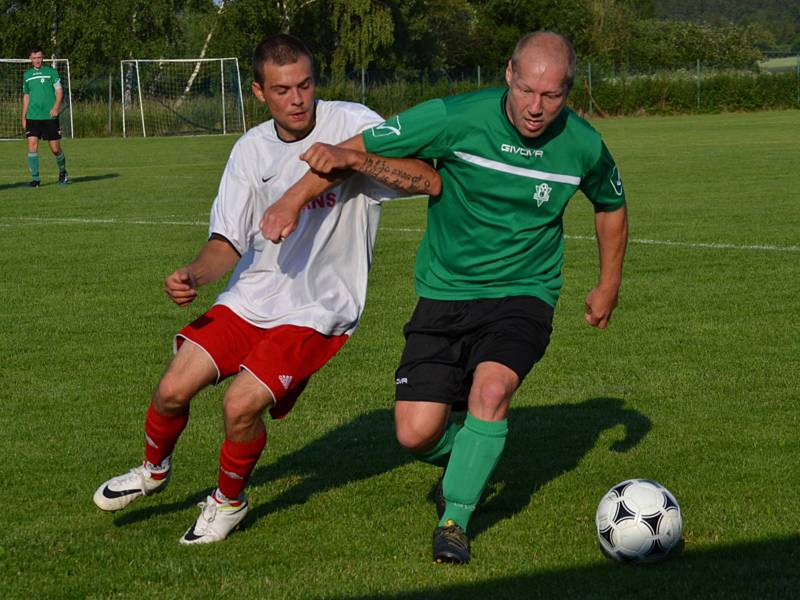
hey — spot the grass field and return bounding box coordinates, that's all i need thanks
[1,110,798,599]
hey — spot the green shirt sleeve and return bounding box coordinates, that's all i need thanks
[580,141,626,212]
[22,73,29,94]
[362,98,449,159]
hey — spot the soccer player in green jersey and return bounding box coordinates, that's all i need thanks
[22,46,68,187]
[261,31,628,565]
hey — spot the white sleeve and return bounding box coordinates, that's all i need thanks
[208,148,255,255]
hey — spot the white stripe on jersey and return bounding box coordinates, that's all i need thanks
[454,151,582,186]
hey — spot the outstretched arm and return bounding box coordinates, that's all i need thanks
[584,205,628,329]
[260,134,440,243]
[164,235,240,307]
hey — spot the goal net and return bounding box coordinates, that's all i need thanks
[121,58,246,137]
[0,58,73,140]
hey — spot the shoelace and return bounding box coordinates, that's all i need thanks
[195,500,219,530]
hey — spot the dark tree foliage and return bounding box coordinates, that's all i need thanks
[0,0,772,83]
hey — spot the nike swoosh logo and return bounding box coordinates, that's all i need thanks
[183,524,203,541]
[102,486,141,499]
[261,175,273,183]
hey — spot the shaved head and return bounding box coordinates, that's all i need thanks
[510,31,576,93]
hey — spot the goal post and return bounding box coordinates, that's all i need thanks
[121,58,246,137]
[0,58,73,140]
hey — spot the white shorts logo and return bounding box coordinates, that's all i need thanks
[395,377,408,385]
[278,374,293,390]
[370,115,401,138]
[610,166,623,196]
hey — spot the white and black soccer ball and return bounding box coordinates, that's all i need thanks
[595,478,683,564]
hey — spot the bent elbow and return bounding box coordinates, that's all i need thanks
[428,174,442,197]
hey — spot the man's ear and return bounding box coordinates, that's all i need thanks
[251,81,266,104]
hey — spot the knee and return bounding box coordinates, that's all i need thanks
[223,389,265,439]
[471,379,513,418]
[395,419,444,453]
[153,373,193,414]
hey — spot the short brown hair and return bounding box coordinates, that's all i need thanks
[253,34,313,85]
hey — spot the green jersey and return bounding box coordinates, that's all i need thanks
[22,65,61,120]
[363,88,625,307]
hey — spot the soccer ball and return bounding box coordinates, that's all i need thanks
[595,478,683,563]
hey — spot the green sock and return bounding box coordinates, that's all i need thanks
[27,152,39,180]
[439,413,508,531]
[414,422,460,467]
[55,150,66,172]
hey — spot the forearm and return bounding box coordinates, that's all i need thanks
[339,135,440,196]
[53,88,63,112]
[22,96,29,119]
[594,205,628,290]
[186,236,240,287]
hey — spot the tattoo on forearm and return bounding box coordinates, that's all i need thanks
[360,156,432,193]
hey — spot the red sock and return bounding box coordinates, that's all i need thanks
[144,403,188,473]
[217,430,267,499]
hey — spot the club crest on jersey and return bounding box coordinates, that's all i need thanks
[533,182,551,207]
[610,166,624,196]
[370,116,401,137]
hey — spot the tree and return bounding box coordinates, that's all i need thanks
[329,0,393,76]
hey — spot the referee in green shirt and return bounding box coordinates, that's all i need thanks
[262,31,628,565]
[22,46,68,187]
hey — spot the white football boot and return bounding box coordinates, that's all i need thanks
[93,463,171,512]
[180,491,249,545]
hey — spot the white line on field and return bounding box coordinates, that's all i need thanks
[0,217,797,253]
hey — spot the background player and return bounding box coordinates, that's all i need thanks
[261,31,628,564]
[22,46,68,186]
[92,34,440,545]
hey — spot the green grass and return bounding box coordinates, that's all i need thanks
[1,110,799,599]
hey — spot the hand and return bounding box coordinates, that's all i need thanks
[22,118,26,129]
[260,195,302,243]
[584,285,619,329]
[301,142,358,174]
[164,267,198,307]
[50,107,59,118]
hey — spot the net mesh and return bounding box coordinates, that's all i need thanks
[122,58,245,137]
[0,58,72,139]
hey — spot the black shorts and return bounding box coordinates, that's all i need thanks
[25,119,61,141]
[395,296,554,408]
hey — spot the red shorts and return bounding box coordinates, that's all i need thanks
[175,304,348,419]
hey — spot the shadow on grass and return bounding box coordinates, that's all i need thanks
[244,396,648,535]
[470,396,650,538]
[112,490,212,527]
[65,173,120,184]
[330,536,800,600]
[110,397,648,530]
[0,173,119,190]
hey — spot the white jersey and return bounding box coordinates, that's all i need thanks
[210,100,395,336]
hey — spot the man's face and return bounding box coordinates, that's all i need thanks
[30,51,44,69]
[252,56,315,141]
[504,52,569,139]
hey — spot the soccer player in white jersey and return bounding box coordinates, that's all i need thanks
[93,34,440,545]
